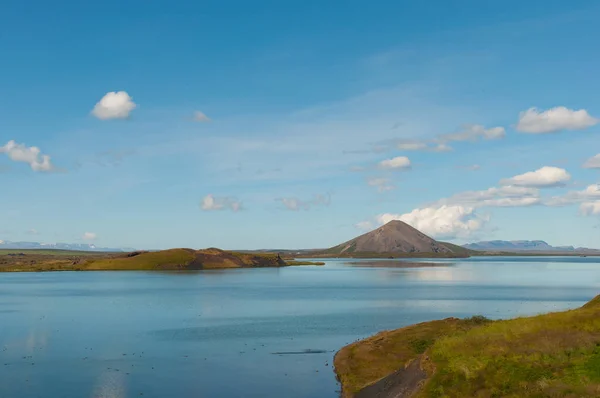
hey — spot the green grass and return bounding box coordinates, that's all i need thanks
[84,249,196,270]
[419,297,600,398]
[335,297,600,397]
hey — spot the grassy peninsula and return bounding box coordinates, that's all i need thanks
[0,248,318,272]
[335,295,600,397]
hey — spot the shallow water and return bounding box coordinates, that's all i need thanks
[1,256,599,398]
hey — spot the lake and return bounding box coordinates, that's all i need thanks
[1,256,599,397]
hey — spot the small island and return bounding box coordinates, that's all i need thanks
[334,294,600,397]
[0,248,323,272]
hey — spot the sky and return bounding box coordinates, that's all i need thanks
[1,0,600,250]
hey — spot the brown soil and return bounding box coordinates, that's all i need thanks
[354,356,426,398]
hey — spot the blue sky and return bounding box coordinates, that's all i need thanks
[1,0,600,250]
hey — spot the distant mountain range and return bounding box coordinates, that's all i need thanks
[0,240,134,252]
[463,240,600,253]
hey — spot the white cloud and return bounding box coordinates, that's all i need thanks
[516,106,598,134]
[546,184,600,207]
[92,91,137,120]
[583,154,600,169]
[397,140,428,151]
[440,124,506,142]
[0,140,54,172]
[193,111,211,122]
[279,198,304,211]
[500,166,571,188]
[377,205,488,239]
[362,181,541,240]
[354,221,374,231]
[378,156,411,170]
[432,142,453,152]
[390,124,503,155]
[434,185,541,208]
[367,177,395,192]
[276,194,331,211]
[580,201,600,216]
[201,194,242,212]
[26,229,39,235]
[82,232,97,241]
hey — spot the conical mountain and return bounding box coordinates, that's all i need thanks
[327,220,454,255]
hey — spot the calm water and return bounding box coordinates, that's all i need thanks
[1,256,599,398]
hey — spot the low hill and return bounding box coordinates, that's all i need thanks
[0,248,323,272]
[322,221,464,257]
[437,241,478,257]
[335,294,600,397]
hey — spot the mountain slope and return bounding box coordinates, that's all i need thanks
[325,220,457,256]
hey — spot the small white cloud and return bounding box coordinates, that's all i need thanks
[500,166,571,188]
[0,140,54,172]
[583,154,600,169]
[354,221,374,231]
[431,142,453,152]
[546,184,600,206]
[26,229,39,235]
[82,232,97,241]
[440,124,506,142]
[279,198,304,211]
[193,111,211,122]
[367,177,395,192]
[92,91,137,120]
[276,194,331,211]
[434,185,541,208]
[378,156,411,170]
[377,205,488,239]
[397,141,428,151]
[580,201,600,216]
[201,194,242,212]
[516,106,598,134]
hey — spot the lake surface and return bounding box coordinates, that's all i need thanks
[1,256,599,398]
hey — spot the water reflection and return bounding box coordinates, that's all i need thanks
[344,260,454,268]
[410,267,478,283]
[91,370,127,398]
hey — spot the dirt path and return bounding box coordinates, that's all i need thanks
[354,356,426,398]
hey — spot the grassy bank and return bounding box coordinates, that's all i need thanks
[335,295,600,397]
